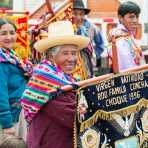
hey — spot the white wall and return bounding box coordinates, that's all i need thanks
[13,0,44,14]
[24,0,44,14]
[13,0,25,12]
[140,0,148,46]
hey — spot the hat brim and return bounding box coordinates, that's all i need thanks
[34,35,89,53]
[74,8,90,14]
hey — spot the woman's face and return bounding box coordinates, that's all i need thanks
[119,13,139,34]
[54,44,78,74]
[0,23,16,49]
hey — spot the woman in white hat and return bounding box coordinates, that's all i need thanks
[21,21,89,148]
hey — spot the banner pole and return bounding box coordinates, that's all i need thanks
[112,36,119,73]
[62,64,148,92]
[0,10,29,15]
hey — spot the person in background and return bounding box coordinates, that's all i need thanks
[73,0,104,78]
[21,21,89,148]
[0,134,27,148]
[108,1,145,71]
[90,2,147,147]
[0,19,32,137]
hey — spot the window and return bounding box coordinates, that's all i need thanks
[0,0,13,10]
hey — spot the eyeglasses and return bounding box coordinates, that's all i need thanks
[0,30,16,36]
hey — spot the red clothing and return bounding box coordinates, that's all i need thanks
[27,92,76,148]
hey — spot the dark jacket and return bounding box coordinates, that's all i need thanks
[27,92,76,148]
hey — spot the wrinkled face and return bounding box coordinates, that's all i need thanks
[73,9,85,26]
[119,13,139,33]
[0,23,16,49]
[54,44,78,74]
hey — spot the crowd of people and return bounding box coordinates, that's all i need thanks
[0,0,147,148]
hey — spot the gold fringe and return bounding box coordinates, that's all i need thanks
[79,98,148,132]
[73,115,77,148]
[73,51,88,80]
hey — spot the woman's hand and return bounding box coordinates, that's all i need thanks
[3,126,16,135]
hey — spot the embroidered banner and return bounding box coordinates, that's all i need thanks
[76,70,148,148]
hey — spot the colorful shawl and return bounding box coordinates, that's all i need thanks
[21,60,76,123]
[0,47,32,76]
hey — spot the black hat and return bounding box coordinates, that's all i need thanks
[73,0,90,14]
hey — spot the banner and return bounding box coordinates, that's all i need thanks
[0,14,29,59]
[76,70,148,148]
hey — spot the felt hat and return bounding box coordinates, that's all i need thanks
[73,0,90,14]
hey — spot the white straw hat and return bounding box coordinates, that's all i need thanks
[34,21,89,53]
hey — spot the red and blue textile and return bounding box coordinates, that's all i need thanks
[0,47,32,76]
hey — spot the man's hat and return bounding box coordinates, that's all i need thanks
[34,21,89,53]
[73,0,90,14]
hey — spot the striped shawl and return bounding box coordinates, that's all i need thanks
[21,60,75,122]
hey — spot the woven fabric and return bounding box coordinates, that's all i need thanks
[0,47,32,76]
[21,60,75,122]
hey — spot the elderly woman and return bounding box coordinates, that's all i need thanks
[21,21,89,148]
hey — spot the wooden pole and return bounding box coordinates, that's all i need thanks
[45,0,54,15]
[0,10,29,15]
[112,36,119,73]
[61,64,148,92]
